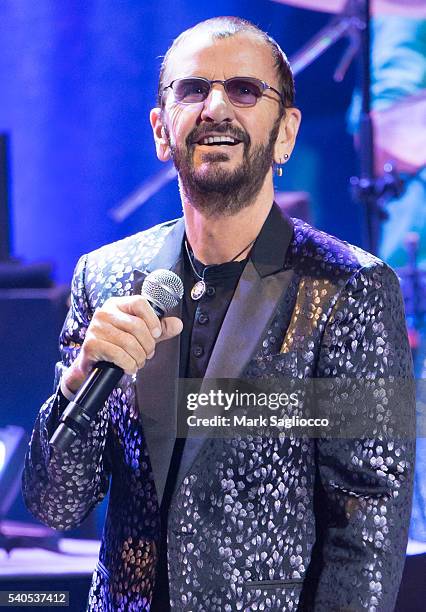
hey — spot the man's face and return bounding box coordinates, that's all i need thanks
[152,32,291,216]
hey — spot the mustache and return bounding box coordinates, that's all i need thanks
[186,123,250,146]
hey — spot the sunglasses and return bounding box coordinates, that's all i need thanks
[162,76,285,108]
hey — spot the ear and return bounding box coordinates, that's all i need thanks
[273,107,302,165]
[150,107,171,162]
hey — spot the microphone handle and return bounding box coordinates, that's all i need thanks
[49,300,165,452]
[49,362,123,452]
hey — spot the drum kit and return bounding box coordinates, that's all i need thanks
[275,1,426,367]
[110,0,426,344]
[273,0,425,251]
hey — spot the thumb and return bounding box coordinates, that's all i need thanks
[156,316,183,343]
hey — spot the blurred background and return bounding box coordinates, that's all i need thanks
[0,1,425,609]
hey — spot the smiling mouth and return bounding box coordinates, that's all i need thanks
[196,135,242,146]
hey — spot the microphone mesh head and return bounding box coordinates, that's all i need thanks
[141,269,184,315]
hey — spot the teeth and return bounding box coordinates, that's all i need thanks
[200,135,237,145]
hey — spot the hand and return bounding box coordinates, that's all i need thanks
[62,295,183,393]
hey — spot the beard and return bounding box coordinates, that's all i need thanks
[166,119,280,217]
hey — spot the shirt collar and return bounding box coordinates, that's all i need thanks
[181,201,293,279]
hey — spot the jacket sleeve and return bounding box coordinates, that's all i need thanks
[22,254,112,530]
[309,262,415,612]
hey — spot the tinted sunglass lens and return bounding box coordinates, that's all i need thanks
[226,78,263,106]
[173,78,210,103]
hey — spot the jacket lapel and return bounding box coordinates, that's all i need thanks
[134,218,185,506]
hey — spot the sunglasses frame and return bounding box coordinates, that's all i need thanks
[162,76,285,107]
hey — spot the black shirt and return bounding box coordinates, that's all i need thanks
[150,243,248,611]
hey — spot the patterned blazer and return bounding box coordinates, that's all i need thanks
[23,205,415,611]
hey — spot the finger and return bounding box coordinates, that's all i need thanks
[84,323,149,370]
[81,337,140,375]
[94,308,156,358]
[114,295,163,338]
[156,316,183,343]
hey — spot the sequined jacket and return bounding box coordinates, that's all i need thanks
[23,205,415,611]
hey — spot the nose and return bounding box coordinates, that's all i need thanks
[200,83,235,123]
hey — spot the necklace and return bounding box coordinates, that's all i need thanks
[184,237,255,300]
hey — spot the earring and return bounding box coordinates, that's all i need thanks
[275,154,289,177]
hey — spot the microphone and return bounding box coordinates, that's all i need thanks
[49,269,184,452]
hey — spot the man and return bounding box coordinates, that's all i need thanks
[23,16,414,611]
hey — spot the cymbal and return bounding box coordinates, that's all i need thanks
[271,0,426,18]
[372,91,426,175]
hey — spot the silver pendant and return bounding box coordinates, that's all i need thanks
[191,280,206,300]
